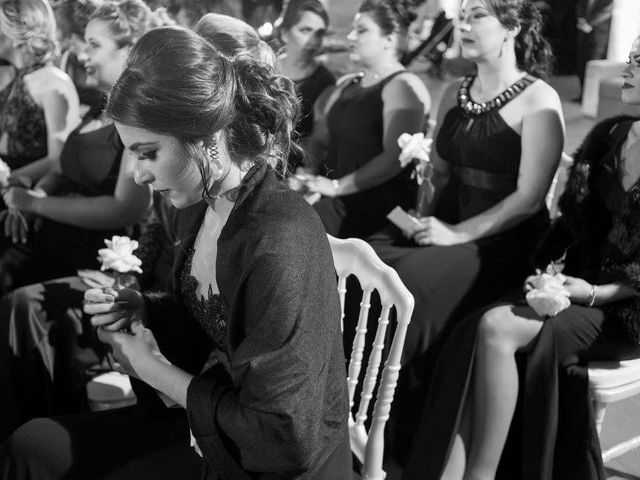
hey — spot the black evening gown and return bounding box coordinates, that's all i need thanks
[313,71,417,239]
[367,75,551,462]
[403,119,640,480]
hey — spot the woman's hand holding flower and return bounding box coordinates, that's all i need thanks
[96,320,167,380]
[84,287,146,332]
[525,270,571,317]
[306,175,340,198]
[413,216,465,246]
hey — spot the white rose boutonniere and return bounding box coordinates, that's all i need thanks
[97,235,143,288]
[526,270,571,317]
[0,158,11,188]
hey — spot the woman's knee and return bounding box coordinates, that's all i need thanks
[478,306,519,352]
[4,418,73,478]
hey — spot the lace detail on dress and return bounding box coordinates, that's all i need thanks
[0,63,47,165]
[457,74,535,116]
[180,247,228,352]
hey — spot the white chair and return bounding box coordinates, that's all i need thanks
[588,358,640,462]
[545,153,573,219]
[328,235,414,480]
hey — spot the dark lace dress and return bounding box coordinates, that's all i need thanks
[367,74,551,462]
[0,63,47,169]
[313,71,418,239]
[180,247,227,356]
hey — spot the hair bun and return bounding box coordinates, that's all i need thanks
[393,0,417,28]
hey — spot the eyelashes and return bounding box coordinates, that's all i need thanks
[138,150,157,161]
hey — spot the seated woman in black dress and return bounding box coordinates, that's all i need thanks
[1,26,351,480]
[403,34,640,480]
[303,0,431,239]
[275,0,334,151]
[0,0,154,294]
[366,0,564,462]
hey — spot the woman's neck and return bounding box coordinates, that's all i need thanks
[279,52,316,80]
[360,57,403,85]
[473,60,525,101]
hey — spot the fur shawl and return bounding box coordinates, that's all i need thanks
[535,115,640,344]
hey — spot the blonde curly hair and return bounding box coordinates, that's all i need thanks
[0,0,58,65]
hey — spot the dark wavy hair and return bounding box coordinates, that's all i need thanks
[358,0,417,57]
[106,26,300,199]
[486,0,553,78]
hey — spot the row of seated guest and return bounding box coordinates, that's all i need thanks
[404,33,640,480]
[1,24,351,479]
[0,0,153,295]
[303,0,431,240]
[0,7,280,441]
[0,0,80,172]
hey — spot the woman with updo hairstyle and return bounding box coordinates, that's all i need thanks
[360,0,564,470]
[53,0,104,108]
[1,26,351,480]
[302,0,431,239]
[194,12,277,69]
[0,0,80,172]
[0,0,154,295]
[275,0,334,150]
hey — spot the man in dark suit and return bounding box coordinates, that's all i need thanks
[575,0,613,100]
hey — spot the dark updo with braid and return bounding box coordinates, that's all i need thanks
[486,0,553,78]
[358,0,417,57]
[106,27,301,199]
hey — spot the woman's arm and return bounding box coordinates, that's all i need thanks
[9,149,150,229]
[562,276,639,306]
[419,83,564,245]
[309,73,431,196]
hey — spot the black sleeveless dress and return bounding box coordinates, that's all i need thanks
[367,75,550,461]
[0,105,125,293]
[313,71,418,239]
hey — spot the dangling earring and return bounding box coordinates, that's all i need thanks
[207,139,224,180]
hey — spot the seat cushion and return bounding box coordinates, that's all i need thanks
[588,358,640,390]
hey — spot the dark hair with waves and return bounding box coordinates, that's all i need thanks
[106,26,300,199]
[358,0,416,57]
[486,0,553,78]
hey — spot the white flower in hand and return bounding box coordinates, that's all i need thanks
[398,132,432,168]
[526,271,570,317]
[98,235,143,274]
[0,159,11,188]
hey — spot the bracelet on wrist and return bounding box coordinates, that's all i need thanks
[331,179,340,195]
[587,284,597,308]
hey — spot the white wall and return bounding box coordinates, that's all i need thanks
[609,0,640,60]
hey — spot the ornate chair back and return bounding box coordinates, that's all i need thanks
[327,235,414,480]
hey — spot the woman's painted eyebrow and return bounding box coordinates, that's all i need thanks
[128,142,157,152]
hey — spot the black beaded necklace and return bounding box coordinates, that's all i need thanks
[458,74,535,116]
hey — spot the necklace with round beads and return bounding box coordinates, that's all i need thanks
[458,74,534,116]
